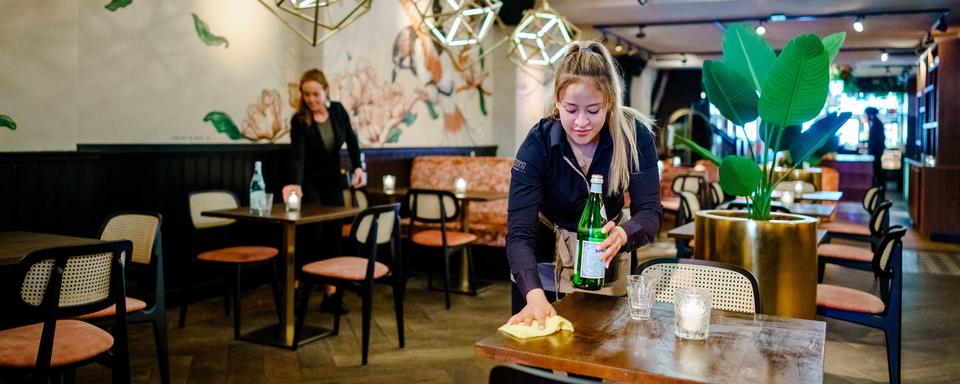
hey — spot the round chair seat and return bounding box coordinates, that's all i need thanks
[820,221,871,237]
[197,246,278,263]
[74,297,147,320]
[817,284,886,314]
[302,257,389,281]
[0,320,114,369]
[412,230,477,247]
[818,243,873,263]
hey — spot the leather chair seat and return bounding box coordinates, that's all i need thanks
[662,197,681,212]
[820,221,871,237]
[818,243,873,263]
[302,257,389,281]
[197,246,278,263]
[0,320,113,369]
[817,284,885,314]
[411,230,476,247]
[74,297,147,320]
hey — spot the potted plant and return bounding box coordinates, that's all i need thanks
[674,24,851,319]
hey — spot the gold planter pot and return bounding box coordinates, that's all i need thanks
[694,210,818,319]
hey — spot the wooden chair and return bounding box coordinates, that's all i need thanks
[0,241,133,384]
[488,364,599,384]
[817,226,907,384]
[179,190,282,339]
[341,187,370,238]
[637,257,762,314]
[820,200,892,248]
[75,212,170,384]
[407,189,477,309]
[862,185,886,214]
[296,204,404,365]
[708,181,726,209]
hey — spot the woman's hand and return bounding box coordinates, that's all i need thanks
[351,168,365,188]
[508,289,557,329]
[597,222,628,267]
[282,184,302,201]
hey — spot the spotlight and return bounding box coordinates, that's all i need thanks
[881,50,889,62]
[636,26,646,39]
[755,21,766,36]
[853,16,864,32]
[638,0,647,5]
[700,91,707,99]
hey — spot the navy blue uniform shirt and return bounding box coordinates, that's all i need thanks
[506,117,662,297]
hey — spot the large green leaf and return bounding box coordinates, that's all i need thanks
[0,114,15,130]
[718,155,762,196]
[104,0,132,11]
[702,60,759,126]
[759,34,830,128]
[203,111,243,140]
[673,133,721,165]
[722,23,777,93]
[192,13,229,49]
[788,112,852,165]
[821,32,846,63]
[759,124,800,152]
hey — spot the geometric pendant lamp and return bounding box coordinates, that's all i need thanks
[509,0,578,69]
[257,0,372,46]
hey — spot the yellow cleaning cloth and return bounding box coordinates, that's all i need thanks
[498,315,575,339]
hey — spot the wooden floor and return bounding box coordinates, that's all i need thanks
[75,200,960,383]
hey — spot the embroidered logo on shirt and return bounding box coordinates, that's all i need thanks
[513,159,527,173]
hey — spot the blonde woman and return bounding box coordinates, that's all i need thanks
[506,41,662,327]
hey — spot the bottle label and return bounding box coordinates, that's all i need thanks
[577,240,605,279]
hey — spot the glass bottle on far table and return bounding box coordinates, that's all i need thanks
[249,161,267,215]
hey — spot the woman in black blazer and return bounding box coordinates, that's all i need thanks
[284,68,364,205]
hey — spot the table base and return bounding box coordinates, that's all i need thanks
[238,323,333,350]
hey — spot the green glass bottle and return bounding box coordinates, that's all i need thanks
[573,174,607,290]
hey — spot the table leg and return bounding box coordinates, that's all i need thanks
[460,201,471,292]
[281,222,296,346]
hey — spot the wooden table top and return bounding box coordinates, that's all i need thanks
[475,293,826,383]
[0,231,109,266]
[727,198,837,218]
[771,190,843,202]
[366,187,508,202]
[666,222,828,243]
[201,204,362,225]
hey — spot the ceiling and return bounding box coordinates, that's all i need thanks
[547,0,960,76]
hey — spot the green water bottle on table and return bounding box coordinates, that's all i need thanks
[573,174,607,290]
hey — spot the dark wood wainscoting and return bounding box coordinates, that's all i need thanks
[0,144,499,304]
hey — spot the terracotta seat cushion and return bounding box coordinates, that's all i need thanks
[411,230,477,247]
[342,223,353,238]
[820,221,871,237]
[74,297,147,320]
[818,243,873,263]
[816,284,885,314]
[197,246,278,263]
[302,256,389,281]
[0,320,114,369]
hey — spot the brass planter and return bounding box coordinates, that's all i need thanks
[694,210,818,319]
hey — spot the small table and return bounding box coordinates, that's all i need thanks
[667,221,828,244]
[772,190,843,202]
[725,198,837,218]
[475,293,826,383]
[202,203,362,349]
[367,187,508,293]
[0,231,110,266]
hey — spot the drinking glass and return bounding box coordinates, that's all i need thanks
[261,193,274,216]
[627,273,660,320]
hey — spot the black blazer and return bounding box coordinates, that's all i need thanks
[289,101,362,188]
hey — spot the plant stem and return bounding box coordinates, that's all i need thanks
[740,125,756,162]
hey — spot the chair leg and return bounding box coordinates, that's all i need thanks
[152,314,171,384]
[178,263,194,329]
[885,327,901,384]
[361,286,373,366]
[467,246,477,296]
[393,280,405,348]
[295,280,314,345]
[233,265,243,339]
[817,259,826,283]
[223,268,233,316]
[269,259,283,325]
[64,366,77,384]
[332,289,343,336]
[443,249,451,310]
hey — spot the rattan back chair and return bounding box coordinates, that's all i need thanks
[0,241,133,384]
[637,258,762,314]
[406,189,476,309]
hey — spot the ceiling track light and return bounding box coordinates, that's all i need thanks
[853,16,864,32]
[881,50,889,62]
[636,25,646,39]
[755,21,766,35]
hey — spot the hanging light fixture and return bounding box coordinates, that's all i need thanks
[416,0,503,47]
[509,0,579,68]
[853,16,864,32]
[257,0,372,46]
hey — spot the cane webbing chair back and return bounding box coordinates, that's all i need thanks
[22,253,113,308]
[672,175,702,194]
[863,186,884,212]
[710,182,725,208]
[100,213,160,265]
[638,258,762,314]
[352,204,399,246]
[407,189,459,223]
[678,191,700,223]
[871,200,893,236]
[774,180,816,193]
[189,191,238,229]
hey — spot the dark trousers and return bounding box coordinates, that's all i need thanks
[873,156,885,187]
[297,179,346,267]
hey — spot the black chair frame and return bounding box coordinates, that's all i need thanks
[406,188,474,309]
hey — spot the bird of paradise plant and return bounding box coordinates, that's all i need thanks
[675,24,852,220]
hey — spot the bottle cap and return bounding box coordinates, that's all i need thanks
[590,174,604,184]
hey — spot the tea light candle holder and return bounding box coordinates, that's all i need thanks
[693,163,706,172]
[780,190,795,205]
[285,192,300,212]
[382,175,396,193]
[672,156,682,167]
[793,180,805,199]
[454,177,468,195]
[674,287,711,340]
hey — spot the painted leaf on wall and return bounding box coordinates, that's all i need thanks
[105,0,132,12]
[192,13,229,49]
[204,112,243,140]
[402,112,416,126]
[0,114,16,130]
[386,127,402,144]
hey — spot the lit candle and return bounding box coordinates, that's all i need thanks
[680,300,704,334]
[454,177,468,195]
[674,287,711,340]
[793,180,805,198]
[672,156,682,167]
[285,192,300,212]
[382,175,396,193]
[693,164,706,172]
[780,190,795,205]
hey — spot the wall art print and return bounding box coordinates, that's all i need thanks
[192,13,229,49]
[206,89,290,142]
